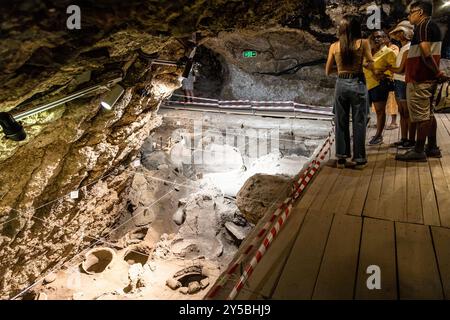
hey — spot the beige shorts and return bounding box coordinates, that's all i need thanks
[406,82,437,123]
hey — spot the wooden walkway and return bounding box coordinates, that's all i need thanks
[212,114,450,300]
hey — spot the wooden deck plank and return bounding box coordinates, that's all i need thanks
[435,115,450,197]
[393,155,408,222]
[316,167,347,214]
[235,205,308,299]
[377,128,400,221]
[310,166,341,213]
[355,217,397,299]
[297,166,334,211]
[312,214,362,299]
[428,158,450,228]
[363,146,389,219]
[418,161,441,226]
[396,222,443,299]
[406,162,423,224]
[431,226,450,300]
[272,209,334,300]
[332,168,362,216]
[345,126,381,216]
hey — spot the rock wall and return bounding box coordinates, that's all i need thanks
[203,28,334,105]
[0,14,184,297]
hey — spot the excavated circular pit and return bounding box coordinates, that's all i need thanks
[81,247,116,275]
[124,247,149,265]
[178,274,207,287]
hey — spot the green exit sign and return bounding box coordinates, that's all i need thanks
[243,50,257,58]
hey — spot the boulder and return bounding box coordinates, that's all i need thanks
[236,174,291,224]
[166,278,182,290]
[188,281,201,294]
[172,208,186,225]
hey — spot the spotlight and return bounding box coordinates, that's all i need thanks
[443,0,450,8]
[100,84,125,110]
[1,77,122,142]
[0,112,27,141]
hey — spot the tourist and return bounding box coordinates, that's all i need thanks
[396,1,449,162]
[363,30,397,146]
[325,14,374,169]
[182,68,196,103]
[388,20,417,149]
[384,34,400,130]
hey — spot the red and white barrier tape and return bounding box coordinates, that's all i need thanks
[206,130,335,299]
[226,134,334,300]
[164,101,333,117]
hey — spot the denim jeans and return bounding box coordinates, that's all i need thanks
[333,77,369,163]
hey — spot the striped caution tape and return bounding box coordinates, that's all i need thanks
[206,129,335,299]
[226,133,334,300]
[165,100,333,117]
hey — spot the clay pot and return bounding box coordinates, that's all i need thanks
[81,247,116,275]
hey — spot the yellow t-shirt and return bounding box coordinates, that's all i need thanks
[363,45,396,90]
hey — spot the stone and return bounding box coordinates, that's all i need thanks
[44,273,57,284]
[166,278,182,290]
[232,213,247,227]
[157,164,169,170]
[236,174,291,224]
[178,198,187,207]
[201,266,211,277]
[172,208,186,225]
[224,222,251,241]
[200,278,210,289]
[179,287,189,295]
[188,281,201,294]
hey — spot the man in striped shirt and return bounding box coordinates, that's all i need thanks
[396,1,449,162]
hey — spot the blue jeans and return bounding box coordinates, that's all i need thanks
[333,77,369,163]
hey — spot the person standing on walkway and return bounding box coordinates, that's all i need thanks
[396,1,449,162]
[326,14,374,169]
[182,68,196,103]
[388,20,417,149]
[363,30,397,146]
[385,34,400,131]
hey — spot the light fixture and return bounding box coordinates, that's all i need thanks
[0,77,122,141]
[442,0,450,8]
[13,77,122,121]
[0,112,27,141]
[100,84,125,110]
